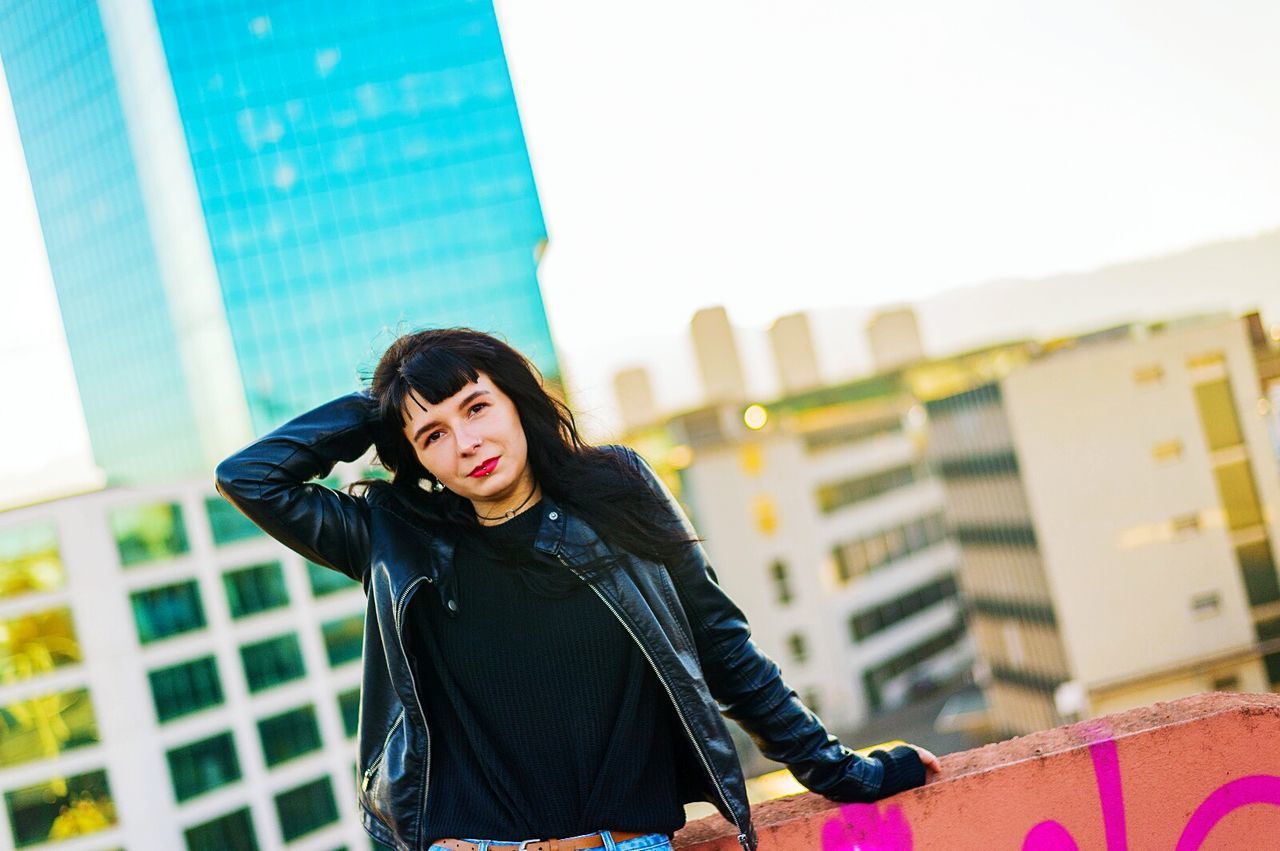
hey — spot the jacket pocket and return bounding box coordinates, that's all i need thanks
[360,708,404,813]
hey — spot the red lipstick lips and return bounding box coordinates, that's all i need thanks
[469,457,499,478]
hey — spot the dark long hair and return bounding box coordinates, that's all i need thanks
[350,327,698,570]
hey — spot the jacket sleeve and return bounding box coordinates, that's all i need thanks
[621,445,891,803]
[213,391,380,585]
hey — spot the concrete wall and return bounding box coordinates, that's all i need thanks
[675,692,1280,850]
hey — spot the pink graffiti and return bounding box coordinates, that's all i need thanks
[1023,737,1127,850]
[1175,775,1280,850]
[819,716,1280,849]
[821,802,913,850]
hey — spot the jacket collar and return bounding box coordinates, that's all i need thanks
[368,482,605,570]
[532,491,621,569]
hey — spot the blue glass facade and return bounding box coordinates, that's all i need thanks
[0,0,557,479]
[0,0,205,480]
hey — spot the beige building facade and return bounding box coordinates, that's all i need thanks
[928,315,1280,736]
[654,390,970,734]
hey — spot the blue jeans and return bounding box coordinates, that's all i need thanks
[428,830,673,850]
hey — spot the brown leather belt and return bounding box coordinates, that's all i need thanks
[431,831,652,851]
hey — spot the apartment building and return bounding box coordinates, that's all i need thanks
[0,466,380,850]
[927,314,1280,736]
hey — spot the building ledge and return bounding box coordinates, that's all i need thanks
[674,692,1280,849]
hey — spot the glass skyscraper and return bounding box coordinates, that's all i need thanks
[0,0,556,484]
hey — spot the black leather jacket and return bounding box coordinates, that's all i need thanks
[213,391,888,851]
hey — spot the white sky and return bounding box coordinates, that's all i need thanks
[2,0,1279,503]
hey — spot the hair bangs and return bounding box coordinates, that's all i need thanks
[392,346,481,426]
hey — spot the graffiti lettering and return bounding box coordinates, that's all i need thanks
[819,724,1280,850]
[820,803,912,850]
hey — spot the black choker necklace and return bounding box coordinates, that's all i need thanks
[475,487,538,523]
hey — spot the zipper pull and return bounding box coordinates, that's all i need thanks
[738,832,750,851]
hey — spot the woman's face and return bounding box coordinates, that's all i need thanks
[400,370,535,507]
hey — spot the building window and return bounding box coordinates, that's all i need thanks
[737,444,765,475]
[168,732,241,802]
[861,619,967,711]
[934,451,1019,478]
[111,500,190,567]
[184,806,258,851]
[966,595,1057,625]
[1186,350,1226,370]
[307,559,357,596]
[4,769,117,848]
[258,704,322,767]
[205,495,266,546]
[223,561,289,618]
[0,522,64,599]
[240,633,306,693]
[752,494,779,535]
[0,687,98,769]
[322,613,364,666]
[338,687,360,738]
[0,607,80,682]
[149,656,223,722]
[131,580,206,644]
[953,524,1038,547]
[832,512,950,586]
[801,415,903,453]
[1238,540,1280,607]
[1133,364,1164,384]
[275,775,339,841]
[1214,460,1265,531]
[786,632,808,665]
[1193,379,1244,451]
[815,463,918,514]
[769,560,793,605]
[1257,618,1280,685]
[1191,591,1221,619]
[1211,674,1240,692]
[849,575,959,642]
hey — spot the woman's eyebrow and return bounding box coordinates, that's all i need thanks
[412,389,491,441]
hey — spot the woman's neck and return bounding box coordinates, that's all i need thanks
[472,481,542,526]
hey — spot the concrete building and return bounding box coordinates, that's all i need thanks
[866,307,926,373]
[622,317,1035,737]
[768,313,822,395]
[691,307,748,405]
[0,459,382,850]
[634,377,974,733]
[927,313,1280,736]
[612,366,659,433]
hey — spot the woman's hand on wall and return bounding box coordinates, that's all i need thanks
[904,743,942,777]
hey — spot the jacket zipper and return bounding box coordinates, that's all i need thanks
[362,710,404,792]
[557,553,751,851]
[392,575,432,847]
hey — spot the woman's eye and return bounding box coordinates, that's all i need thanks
[470,402,487,415]
[424,431,442,446]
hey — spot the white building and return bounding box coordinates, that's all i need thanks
[660,388,971,733]
[926,314,1280,735]
[0,464,377,851]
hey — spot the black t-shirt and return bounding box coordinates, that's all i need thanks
[403,500,688,842]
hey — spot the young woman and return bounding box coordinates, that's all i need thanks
[215,328,941,851]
